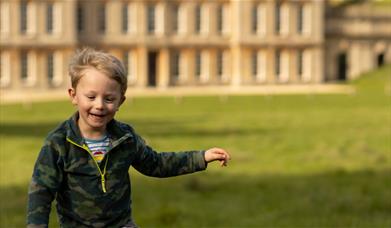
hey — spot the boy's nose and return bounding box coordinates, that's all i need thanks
[94,98,105,109]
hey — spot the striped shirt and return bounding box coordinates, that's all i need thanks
[84,135,111,163]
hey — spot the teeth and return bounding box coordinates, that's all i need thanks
[91,113,104,117]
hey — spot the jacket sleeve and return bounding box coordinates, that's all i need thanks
[27,142,63,227]
[131,135,207,177]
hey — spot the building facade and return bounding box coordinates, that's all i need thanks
[0,0,390,92]
[325,2,391,81]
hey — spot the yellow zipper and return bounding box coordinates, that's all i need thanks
[66,138,109,193]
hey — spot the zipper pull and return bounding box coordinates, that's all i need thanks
[101,175,107,193]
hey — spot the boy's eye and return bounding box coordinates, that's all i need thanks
[105,97,115,103]
[87,96,95,100]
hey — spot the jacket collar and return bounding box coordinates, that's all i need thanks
[66,112,133,146]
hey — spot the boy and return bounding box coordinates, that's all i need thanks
[27,48,230,227]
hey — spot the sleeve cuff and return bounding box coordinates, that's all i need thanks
[194,150,208,171]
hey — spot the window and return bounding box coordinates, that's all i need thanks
[297,4,304,34]
[172,4,179,33]
[20,1,28,34]
[195,5,201,34]
[123,51,136,84]
[20,51,37,86]
[195,51,201,78]
[122,3,128,33]
[123,52,131,82]
[297,50,303,76]
[123,52,129,76]
[20,1,36,35]
[219,4,230,35]
[252,5,258,34]
[194,4,209,35]
[217,51,223,77]
[275,50,280,76]
[252,4,266,36]
[147,5,155,34]
[47,3,54,34]
[217,50,229,82]
[123,3,136,34]
[77,4,84,32]
[176,4,187,35]
[20,51,28,81]
[195,51,210,82]
[252,51,258,76]
[275,3,281,34]
[171,51,180,81]
[47,53,54,84]
[252,50,267,82]
[98,3,106,33]
[46,2,62,35]
[217,5,223,34]
[275,2,289,35]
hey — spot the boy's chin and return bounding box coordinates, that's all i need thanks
[89,121,107,128]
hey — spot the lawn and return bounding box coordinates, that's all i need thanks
[0,65,390,227]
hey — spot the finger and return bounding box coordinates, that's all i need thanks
[216,150,231,161]
[220,160,227,167]
[214,148,227,155]
[220,155,229,165]
[217,148,230,159]
[217,153,227,161]
[212,148,229,157]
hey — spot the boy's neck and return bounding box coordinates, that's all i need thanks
[77,121,107,140]
[81,130,107,140]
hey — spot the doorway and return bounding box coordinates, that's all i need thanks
[337,53,347,81]
[147,51,158,87]
[377,52,385,67]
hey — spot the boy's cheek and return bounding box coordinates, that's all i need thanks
[71,99,78,106]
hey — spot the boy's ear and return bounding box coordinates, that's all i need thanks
[68,88,78,105]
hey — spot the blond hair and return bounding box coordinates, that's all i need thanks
[68,48,127,96]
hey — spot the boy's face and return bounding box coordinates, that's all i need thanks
[68,68,125,138]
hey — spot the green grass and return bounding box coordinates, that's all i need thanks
[1,65,390,227]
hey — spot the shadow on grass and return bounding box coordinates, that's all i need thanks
[134,169,391,227]
[2,169,390,227]
[0,118,271,139]
[0,122,60,138]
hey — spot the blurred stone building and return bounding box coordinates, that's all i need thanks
[0,0,390,91]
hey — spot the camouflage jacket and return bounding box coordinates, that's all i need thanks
[27,113,207,227]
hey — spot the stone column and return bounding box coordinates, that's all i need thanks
[230,0,243,87]
[158,48,170,89]
[137,47,148,87]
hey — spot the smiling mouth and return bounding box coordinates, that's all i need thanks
[90,113,106,118]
